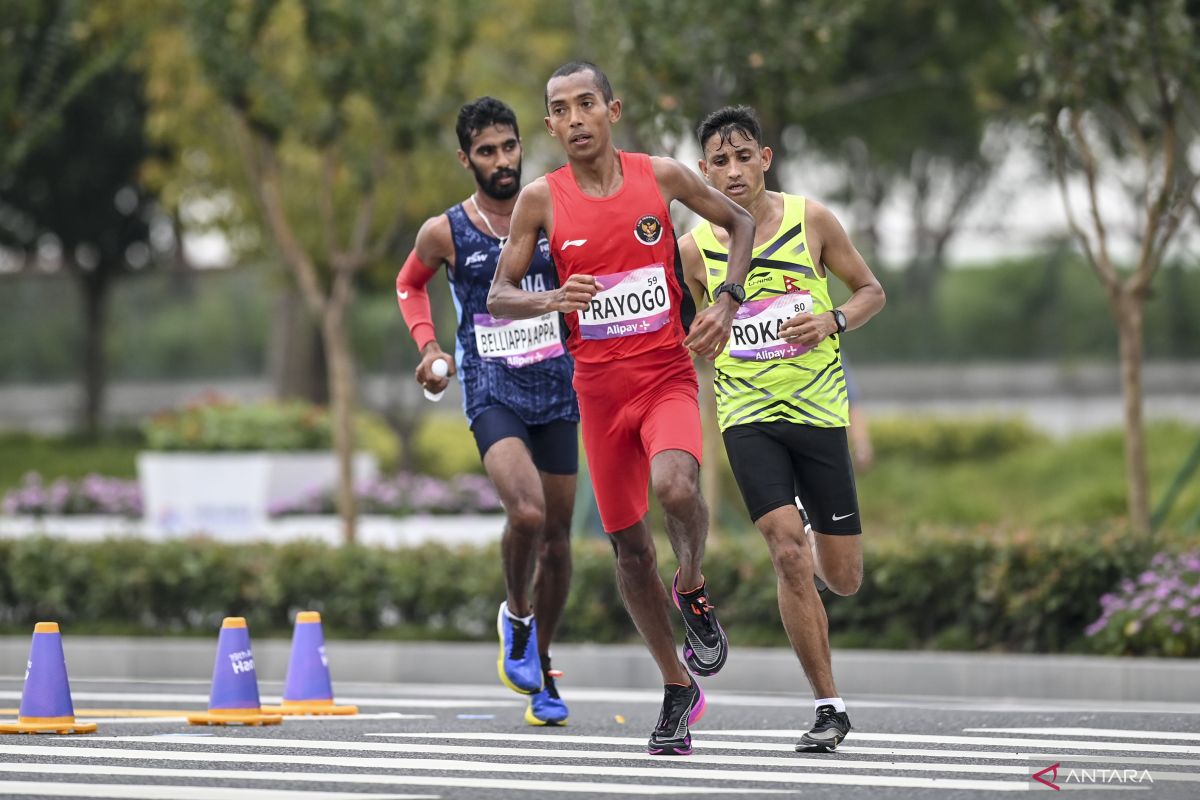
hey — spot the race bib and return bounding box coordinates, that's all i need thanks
[728,291,813,361]
[473,312,565,368]
[578,265,672,340]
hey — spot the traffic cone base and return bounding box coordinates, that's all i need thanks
[186,708,282,726]
[0,622,96,736]
[0,718,98,734]
[263,698,358,716]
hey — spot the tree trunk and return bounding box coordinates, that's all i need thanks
[1114,289,1150,535]
[79,269,111,437]
[322,284,358,543]
[269,283,329,403]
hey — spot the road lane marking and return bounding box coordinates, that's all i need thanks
[0,760,1022,792]
[0,785,432,800]
[0,764,779,796]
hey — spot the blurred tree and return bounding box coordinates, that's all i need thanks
[166,0,471,542]
[587,0,1022,330]
[588,0,863,159]
[0,0,134,178]
[801,0,1022,315]
[0,10,165,435]
[1017,0,1200,535]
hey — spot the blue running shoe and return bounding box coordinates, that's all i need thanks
[525,656,568,726]
[496,602,542,695]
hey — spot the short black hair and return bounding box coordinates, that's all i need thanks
[544,61,614,110]
[456,97,519,153]
[697,105,763,153]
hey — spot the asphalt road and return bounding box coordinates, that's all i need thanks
[1,677,1198,799]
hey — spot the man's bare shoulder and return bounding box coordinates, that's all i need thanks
[511,177,553,227]
[648,155,687,180]
[415,213,453,263]
[804,197,840,228]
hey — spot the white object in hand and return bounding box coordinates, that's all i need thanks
[424,358,449,401]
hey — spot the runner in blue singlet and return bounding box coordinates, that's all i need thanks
[396,97,577,726]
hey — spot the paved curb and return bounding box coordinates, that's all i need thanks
[1,637,1196,702]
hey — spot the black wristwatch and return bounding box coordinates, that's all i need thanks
[713,282,746,306]
[831,308,847,334]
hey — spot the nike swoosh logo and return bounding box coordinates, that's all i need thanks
[831,512,856,521]
[560,239,587,251]
[397,290,409,300]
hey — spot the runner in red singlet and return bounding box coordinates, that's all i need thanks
[487,62,755,756]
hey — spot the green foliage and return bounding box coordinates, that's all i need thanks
[0,430,141,489]
[857,421,1200,531]
[410,413,483,478]
[869,417,1045,463]
[0,528,1190,654]
[140,397,399,469]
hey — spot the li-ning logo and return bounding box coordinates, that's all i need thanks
[634,215,663,245]
[561,239,587,251]
[1032,762,1154,790]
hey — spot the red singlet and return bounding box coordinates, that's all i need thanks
[546,151,702,532]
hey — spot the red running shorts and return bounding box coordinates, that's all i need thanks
[572,345,702,533]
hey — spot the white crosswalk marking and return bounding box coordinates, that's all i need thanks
[0,786,432,800]
[700,730,1200,755]
[5,685,1198,798]
[965,727,1200,741]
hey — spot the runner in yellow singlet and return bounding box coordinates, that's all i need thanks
[678,105,886,754]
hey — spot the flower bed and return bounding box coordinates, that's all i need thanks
[1085,550,1200,657]
[2,473,141,518]
[269,473,502,517]
[2,470,502,520]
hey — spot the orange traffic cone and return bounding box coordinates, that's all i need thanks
[187,617,282,726]
[263,611,357,715]
[0,622,97,734]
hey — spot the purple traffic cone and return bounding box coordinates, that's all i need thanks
[187,617,282,726]
[0,622,96,734]
[263,611,357,715]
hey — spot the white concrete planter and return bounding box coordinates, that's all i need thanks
[0,513,504,547]
[137,451,378,536]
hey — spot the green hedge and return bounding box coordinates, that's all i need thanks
[0,528,1190,655]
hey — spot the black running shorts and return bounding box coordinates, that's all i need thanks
[470,405,578,475]
[721,421,861,535]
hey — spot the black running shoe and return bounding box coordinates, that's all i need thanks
[796,704,851,752]
[647,681,706,756]
[672,572,729,677]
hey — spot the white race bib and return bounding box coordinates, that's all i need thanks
[577,265,672,340]
[728,291,813,361]
[473,312,565,368]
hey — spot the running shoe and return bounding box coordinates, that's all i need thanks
[672,572,729,677]
[647,680,706,755]
[496,602,542,695]
[795,704,852,752]
[525,656,568,726]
